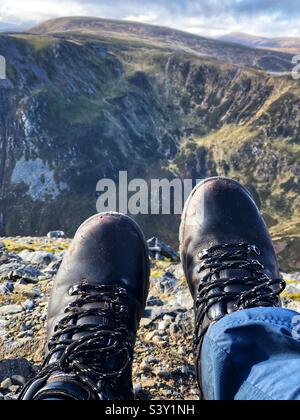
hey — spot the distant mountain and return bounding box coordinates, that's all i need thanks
[0,21,32,33]
[0,17,299,270]
[30,17,293,73]
[219,32,300,54]
[0,22,18,32]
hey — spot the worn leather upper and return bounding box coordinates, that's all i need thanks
[180,178,281,343]
[180,177,282,397]
[47,213,150,347]
[181,178,280,296]
[20,213,150,400]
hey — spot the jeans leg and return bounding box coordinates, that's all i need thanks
[200,307,300,400]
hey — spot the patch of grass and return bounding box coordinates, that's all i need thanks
[3,239,70,254]
[150,260,172,278]
[282,292,300,301]
[9,34,56,51]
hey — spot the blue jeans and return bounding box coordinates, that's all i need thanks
[201,307,300,400]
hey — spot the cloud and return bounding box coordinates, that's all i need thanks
[0,0,299,37]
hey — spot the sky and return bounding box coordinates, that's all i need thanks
[0,0,300,37]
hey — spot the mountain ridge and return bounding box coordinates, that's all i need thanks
[27,16,294,73]
[218,32,300,54]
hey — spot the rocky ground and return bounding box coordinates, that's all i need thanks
[0,236,299,400]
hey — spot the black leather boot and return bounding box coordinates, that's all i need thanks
[179,177,285,398]
[20,213,150,400]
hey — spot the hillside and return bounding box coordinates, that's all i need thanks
[0,17,299,270]
[30,17,293,73]
[219,32,300,54]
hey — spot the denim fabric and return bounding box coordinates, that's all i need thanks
[201,307,300,400]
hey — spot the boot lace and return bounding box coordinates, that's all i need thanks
[19,283,133,398]
[194,242,286,348]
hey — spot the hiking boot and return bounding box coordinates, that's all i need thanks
[20,213,150,400]
[179,177,285,397]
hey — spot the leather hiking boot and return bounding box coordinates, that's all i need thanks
[179,177,285,397]
[20,213,150,400]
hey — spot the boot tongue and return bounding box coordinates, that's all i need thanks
[33,372,98,400]
[207,266,253,320]
[74,300,117,339]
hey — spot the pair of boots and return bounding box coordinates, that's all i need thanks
[19,177,284,400]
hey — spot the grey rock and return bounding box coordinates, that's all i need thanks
[47,231,66,239]
[0,254,10,265]
[14,284,41,299]
[13,266,43,284]
[140,360,152,372]
[133,383,142,396]
[285,283,300,294]
[42,258,63,276]
[8,385,19,394]
[11,375,26,386]
[282,273,300,281]
[0,242,7,251]
[143,308,153,319]
[181,366,190,376]
[145,356,159,365]
[19,250,54,266]
[0,263,42,284]
[0,359,37,383]
[152,335,168,346]
[168,263,185,280]
[151,271,177,293]
[147,238,179,262]
[154,368,170,379]
[160,271,177,293]
[24,300,35,311]
[0,281,14,294]
[0,378,13,390]
[0,304,23,316]
[0,262,22,280]
[147,296,164,307]
[168,289,193,310]
[0,320,7,340]
[150,306,186,321]
[169,323,180,335]
[161,389,172,397]
[158,321,169,330]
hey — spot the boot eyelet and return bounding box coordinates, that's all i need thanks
[69,285,80,296]
[199,249,209,259]
[248,245,261,255]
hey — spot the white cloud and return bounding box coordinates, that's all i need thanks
[0,0,87,23]
[124,13,159,24]
[0,0,299,37]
